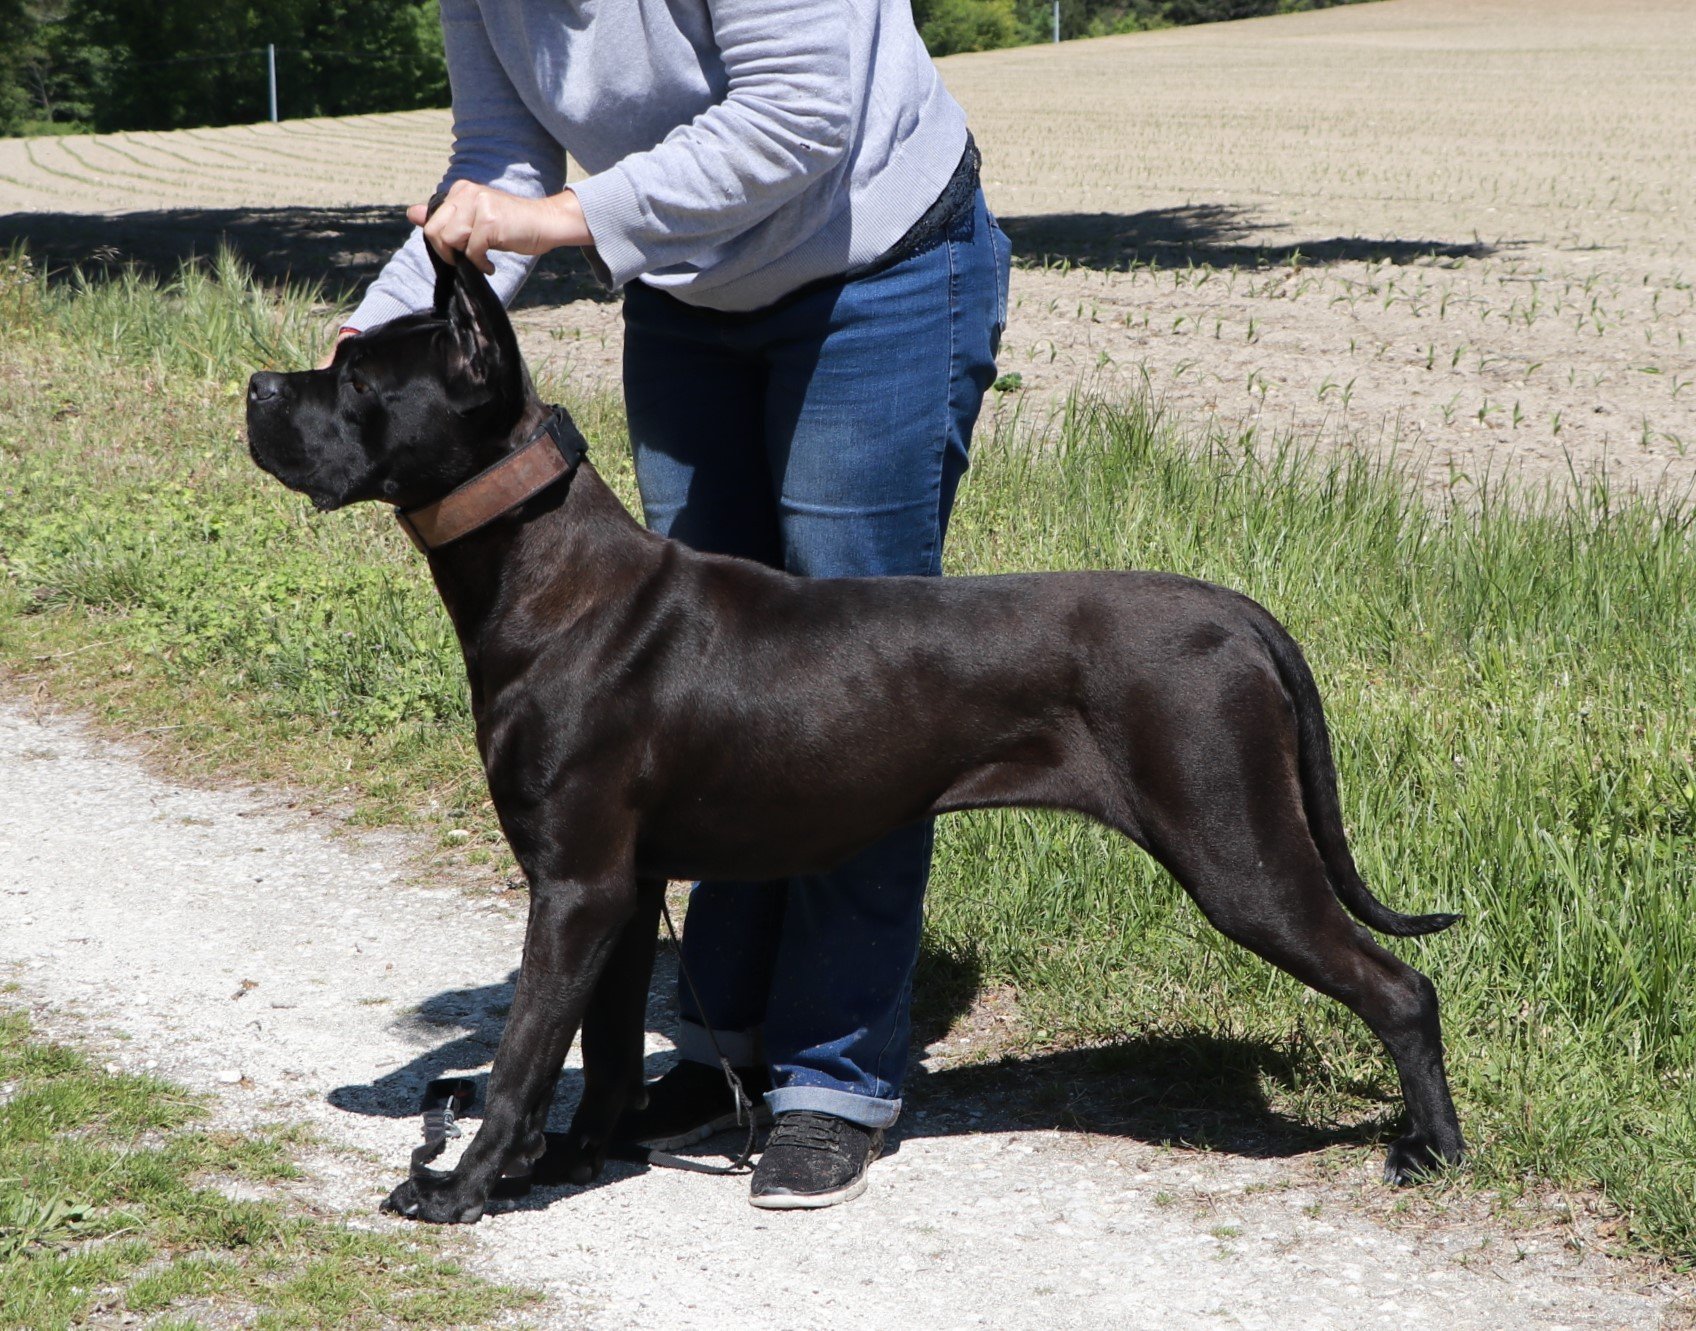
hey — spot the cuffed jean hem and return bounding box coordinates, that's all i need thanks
[674,1020,763,1070]
[765,1084,902,1130]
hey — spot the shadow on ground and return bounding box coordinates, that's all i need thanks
[0,204,612,308]
[998,204,1497,270]
[329,941,1389,1213]
[0,202,1496,309]
[325,941,990,1124]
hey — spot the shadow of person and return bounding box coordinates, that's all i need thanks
[0,201,1498,326]
[327,955,689,1209]
[327,937,988,1203]
[327,936,987,1121]
[328,949,688,1125]
[996,203,1497,272]
[911,939,987,1049]
[497,1028,1389,1214]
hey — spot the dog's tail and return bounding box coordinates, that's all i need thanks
[1253,610,1460,938]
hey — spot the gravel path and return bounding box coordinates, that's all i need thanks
[0,699,1681,1330]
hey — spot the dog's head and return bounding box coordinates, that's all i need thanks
[246,248,537,512]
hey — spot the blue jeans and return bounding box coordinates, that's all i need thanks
[622,189,1011,1129]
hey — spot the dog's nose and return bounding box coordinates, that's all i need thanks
[248,372,285,404]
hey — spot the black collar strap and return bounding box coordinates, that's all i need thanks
[395,406,586,553]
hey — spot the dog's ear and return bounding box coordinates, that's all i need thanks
[429,248,456,320]
[423,191,456,319]
[442,251,524,413]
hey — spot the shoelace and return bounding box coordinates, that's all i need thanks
[769,1112,853,1154]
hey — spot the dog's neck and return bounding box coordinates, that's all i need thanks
[418,407,659,698]
[394,401,579,553]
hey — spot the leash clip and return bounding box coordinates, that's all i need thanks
[409,1077,477,1175]
[721,1059,753,1128]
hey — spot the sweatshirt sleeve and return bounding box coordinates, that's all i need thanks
[568,0,856,291]
[346,0,568,332]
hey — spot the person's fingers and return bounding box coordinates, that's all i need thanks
[411,181,553,269]
[467,197,500,274]
[463,225,493,275]
[418,182,475,261]
[422,202,463,263]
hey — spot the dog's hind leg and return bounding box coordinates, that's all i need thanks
[556,877,664,1184]
[1158,821,1464,1181]
[1128,679,1464,1182]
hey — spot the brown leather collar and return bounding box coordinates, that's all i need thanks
[395,407,586,553]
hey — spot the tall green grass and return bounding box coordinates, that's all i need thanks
[2,249,1693,1255]
[2,243,322,380]
[936,401,1696,1250]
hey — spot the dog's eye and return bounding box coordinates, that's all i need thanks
[347,372,372,396]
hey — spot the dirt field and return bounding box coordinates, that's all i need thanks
[2,0,1693,496]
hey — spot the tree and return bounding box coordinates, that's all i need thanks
[0,0,40,129]
[0,0,100,132]
[0,0,447,134]
[0,0,1366,136]
[285,0,448,120]
[914,0,1021,55]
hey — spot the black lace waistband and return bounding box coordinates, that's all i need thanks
[855,132,981,279]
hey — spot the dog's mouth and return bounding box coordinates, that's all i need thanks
[246,425,353,513]
[263,463,350,513]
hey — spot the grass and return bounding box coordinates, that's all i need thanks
[0,1010,535,1330]
[1,247,1693,1261]
[933,394,1696,1252]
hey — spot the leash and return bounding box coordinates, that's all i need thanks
[409,1076,476,1175]
[407,900,758,1186]
[631,901,759,1176]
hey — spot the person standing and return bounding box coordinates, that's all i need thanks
[341,0,1010,1210]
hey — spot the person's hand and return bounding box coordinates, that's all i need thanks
[317,326,359,370]
[408,180,594,275]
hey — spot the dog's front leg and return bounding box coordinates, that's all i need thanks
[558,877,664,1184]
[384,868,636,1224]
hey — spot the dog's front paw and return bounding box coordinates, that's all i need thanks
[381,1171,487,1224]
[1382,1133,1462,1186]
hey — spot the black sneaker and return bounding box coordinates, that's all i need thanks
[749,1111,883,1210]
[614,1059,771,1151]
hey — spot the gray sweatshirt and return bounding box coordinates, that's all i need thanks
[348,0,970,328]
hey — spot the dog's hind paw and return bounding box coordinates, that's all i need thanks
[542,1131,608,1187]
[381,1174,486,1225]
[1382,1133,1463,1186]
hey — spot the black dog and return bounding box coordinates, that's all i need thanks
[246,250,1464,1224]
